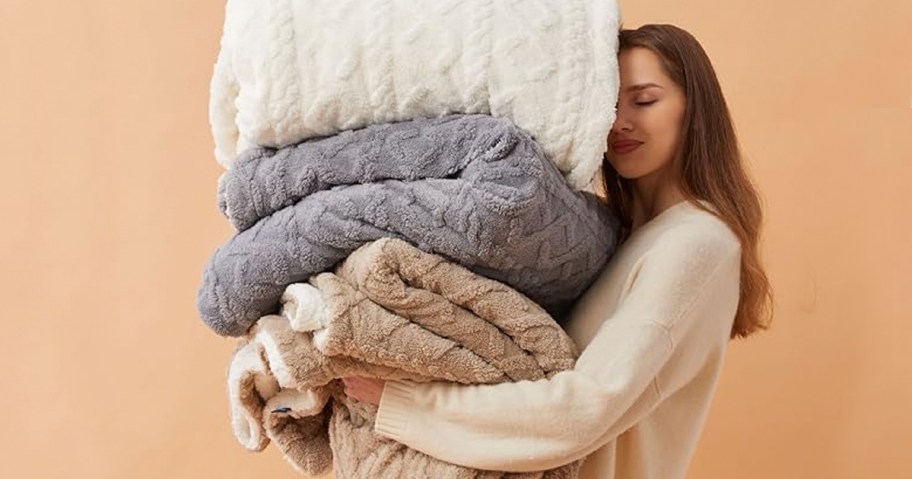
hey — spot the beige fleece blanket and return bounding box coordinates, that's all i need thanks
[227,238,582,478]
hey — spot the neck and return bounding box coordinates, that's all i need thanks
[629,169,685,231]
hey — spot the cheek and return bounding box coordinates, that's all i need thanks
[664,104,686,145]
[650,110,683,152]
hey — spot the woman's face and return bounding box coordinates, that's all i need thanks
[606,47,687,182]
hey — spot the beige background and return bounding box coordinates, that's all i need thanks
[1,0,909,477]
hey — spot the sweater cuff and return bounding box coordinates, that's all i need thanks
[374,379,419,442]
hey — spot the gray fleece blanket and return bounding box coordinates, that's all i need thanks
[197,114,619,337]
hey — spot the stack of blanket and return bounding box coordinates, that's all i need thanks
[199,0,622,477]
[203,116,618,477]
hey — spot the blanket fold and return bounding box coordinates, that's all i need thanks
[218,115,509,232]
[331,237,578,378]
[198,115,618,337]
[227,238,582,478]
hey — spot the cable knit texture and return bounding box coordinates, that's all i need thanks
[197,115,618,337]
[226,238,582,478]
[209,0,621,190]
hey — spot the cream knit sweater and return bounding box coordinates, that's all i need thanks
[375,199,742,479]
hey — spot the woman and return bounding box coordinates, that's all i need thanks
[343,24,773,479]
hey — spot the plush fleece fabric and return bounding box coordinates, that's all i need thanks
[209,0,620,190]
[227,238,582,478]
[198,115,618,337]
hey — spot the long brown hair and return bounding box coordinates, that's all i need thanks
[601,24,773,339]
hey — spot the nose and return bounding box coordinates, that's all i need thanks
[610,107,633,134]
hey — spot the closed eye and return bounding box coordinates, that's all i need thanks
[635,100,657,106]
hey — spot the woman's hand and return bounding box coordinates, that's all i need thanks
[342,376,386,406]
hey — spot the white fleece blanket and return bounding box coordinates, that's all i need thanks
[209,0,621,190]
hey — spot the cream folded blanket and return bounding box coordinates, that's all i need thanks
[209,0,620,190]
[227,238,582,478]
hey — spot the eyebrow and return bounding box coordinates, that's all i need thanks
[624,83,665,93]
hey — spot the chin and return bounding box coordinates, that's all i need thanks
[618,172,644,181]
[612,165,646,180]
[606,156,646,180]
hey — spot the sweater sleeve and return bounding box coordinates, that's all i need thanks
[373,225,742,472]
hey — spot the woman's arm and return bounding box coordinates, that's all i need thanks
[372,226,742,472]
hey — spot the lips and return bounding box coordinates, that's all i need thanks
[611,140,642,154]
